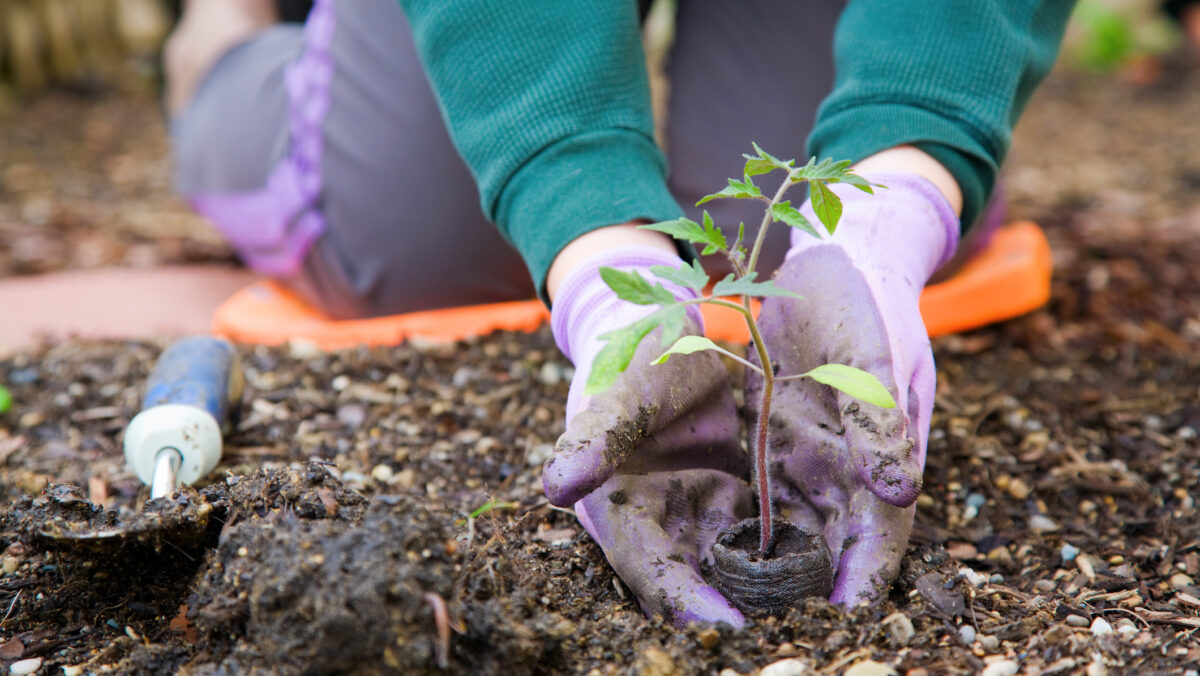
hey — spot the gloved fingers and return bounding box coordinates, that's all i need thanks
[827,498,914,607]
[544,350,742,507]
[840,392,922,508]
[576,474,750,627]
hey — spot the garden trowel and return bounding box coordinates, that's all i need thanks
[33,337,242,545]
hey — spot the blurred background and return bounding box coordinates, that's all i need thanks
[0,0,1196,313]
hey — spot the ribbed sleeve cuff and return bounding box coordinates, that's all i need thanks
[494,129,687,303]
[808,103,997,233]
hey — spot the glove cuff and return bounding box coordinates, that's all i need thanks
[551,246,703,366]
[788,171,960,285]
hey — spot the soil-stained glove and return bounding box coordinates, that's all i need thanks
[749,173,959,605]
[545,246,751,627]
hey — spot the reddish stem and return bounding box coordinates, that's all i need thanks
[755,379,774,554]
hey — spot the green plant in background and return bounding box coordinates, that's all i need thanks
[0,384,11,414]
[1066,0,1181,72]
[587,145,897,554]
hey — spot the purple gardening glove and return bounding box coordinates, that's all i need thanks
[749,173,959,605]
[544,246,752,627]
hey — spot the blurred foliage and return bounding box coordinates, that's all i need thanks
[0,0,173,95]
[1063,0,1182,71]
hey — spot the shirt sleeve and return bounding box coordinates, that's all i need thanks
[396,1,684,301]
[808,1,1076,230]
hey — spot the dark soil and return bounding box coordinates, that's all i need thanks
[1,58,1199,674]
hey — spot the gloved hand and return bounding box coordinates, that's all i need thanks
[544,246,751,627]
[749,172,959,605]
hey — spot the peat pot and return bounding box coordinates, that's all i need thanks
[711,518,833,616]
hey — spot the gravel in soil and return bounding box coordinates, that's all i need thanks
[0,63,1199,674]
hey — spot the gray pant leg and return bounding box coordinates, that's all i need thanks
[305,0,533,319]
[665,1,845,278]
[172,0,533,320]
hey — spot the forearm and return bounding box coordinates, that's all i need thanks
[397,0,684,300]
[809,0,1076,230]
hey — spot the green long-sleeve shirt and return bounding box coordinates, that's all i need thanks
[398,0,1076,300]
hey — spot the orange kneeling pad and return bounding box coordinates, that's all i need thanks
[212,221,1051,350]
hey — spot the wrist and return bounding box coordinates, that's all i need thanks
[851,146,962,218]
[546,223,678,303]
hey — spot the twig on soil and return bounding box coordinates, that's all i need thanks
[1094,606,1151,629]
[423,592,451,670]
[0,591,21,626]
[819,648,872,675]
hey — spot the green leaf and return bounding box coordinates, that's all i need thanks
[587,306,686,395]
[469,499,518,519]
[838,173,878,194]
[809,181,843,234]
[712,272,803,299]
[770,201,821,239]
[696,177,763,205]
[652,335,722,365]
[650,260,710,293]
[586,317,658,395]
[791,157,853,183]
[742,142,795,177]
[0,385,10,414]
[803,364,897,408]
[599,267,676,306]
[640,213,727,255]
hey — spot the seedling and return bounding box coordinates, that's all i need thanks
[587,145,897,555]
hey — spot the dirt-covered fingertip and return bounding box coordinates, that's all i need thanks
[540,450,609,507]
[863,458,923,508]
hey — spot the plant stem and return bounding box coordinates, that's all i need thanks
[741,171,799,554]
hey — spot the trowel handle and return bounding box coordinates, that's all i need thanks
[124,337,244,492]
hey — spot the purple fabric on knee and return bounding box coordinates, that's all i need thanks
[188,0,335,277]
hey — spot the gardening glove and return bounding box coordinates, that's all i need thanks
[545,246,752,627]
[749,172,959,605]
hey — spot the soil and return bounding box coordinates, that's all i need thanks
[1,57,1199,675]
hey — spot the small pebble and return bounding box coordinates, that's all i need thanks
[958,567,988,588]
[1065,614,1090,627]
[526,443,554,467]
[2,556,19,575]
[1006,478,1031,500]
[62,667,84,676]
[538,362,564,386]
[330,375,350,391]
[1170,573,1195,589]
[916,494,934,509]
[760,658,809,676]
[1034,579,1057,593]
[980,660,1018,676]
[1044,658,1077,675]
[989,573,1005,584]
[1108,555,1125,565]
[1029,514,1059,532]
[958,625,976,645]
[1060,543,1080,562]
[370,464,393,483]
[979,634,999,651]
[1090,617,1113,636]
[844,661,897,676]
[1086,658,1107,676]
[966,493,986,509]
[697,628,719,650]
[9,658,41,676]
[882,612,914,644]
[719,670,742,676]
[1116,624,1138,640]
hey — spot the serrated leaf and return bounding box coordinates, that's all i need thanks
[639,214,727,255]
[650,260,710,293]
[652,335,722,365]
[791,157,854,183]
[599,267,676,306]
[696,177,763,205]
[712,272,803,299]
[837,173,877,194]
[770,201,821,239]
[809,181,843,234]
[586,318,657,395]
[803,364,897,408]
[587,306,687,395]
[742,143,795,177]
